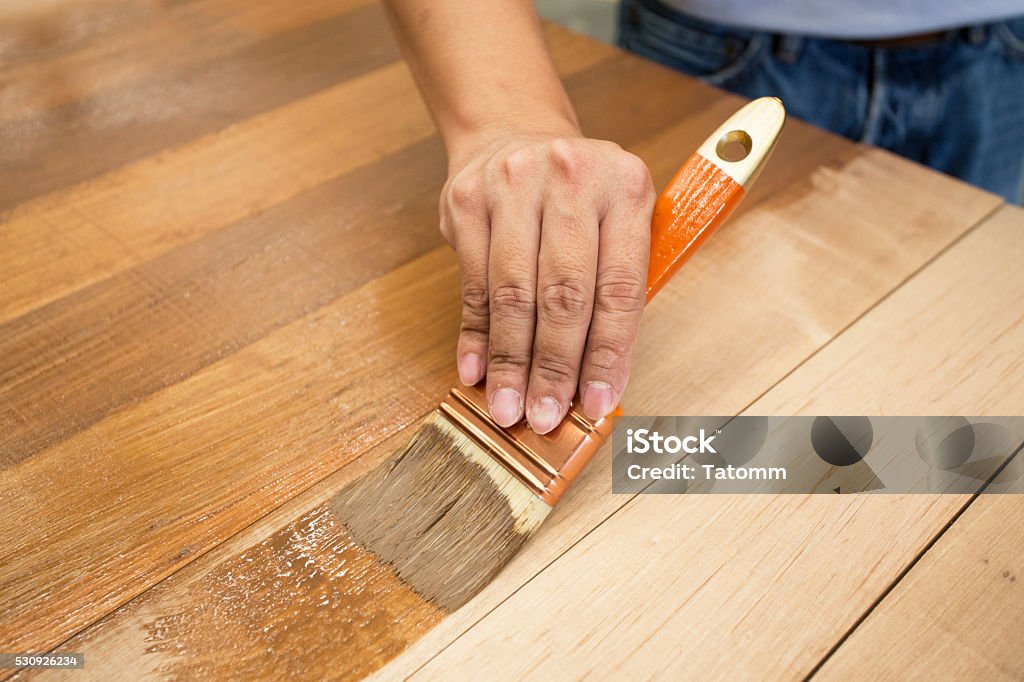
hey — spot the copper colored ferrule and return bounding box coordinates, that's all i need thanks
[437,382,618,506]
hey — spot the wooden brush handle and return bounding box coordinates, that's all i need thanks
[645,97,785,302]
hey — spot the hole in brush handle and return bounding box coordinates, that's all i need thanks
[715,129,753,162]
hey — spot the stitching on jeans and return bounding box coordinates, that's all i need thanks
[860,49,887,145]
[703,33,767,85]
[994,22,1024,57]
[633,4,743,59]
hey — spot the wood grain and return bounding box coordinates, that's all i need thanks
[20,428,448,681]
[0,39,741,660]
[393,202,1024,681]
[0,0,372,95]
[815,207,1024,681]
[819,488,1024,681]
[1,55,720,467]
[32,137,1003,678]
[0,137,447,468]
[1,1,1016,678]
[0,2,401,209]
[1,61,431,324]
[0,23,612,327]
[0,247,460,659]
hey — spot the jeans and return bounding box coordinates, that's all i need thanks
[618,0,1024,203]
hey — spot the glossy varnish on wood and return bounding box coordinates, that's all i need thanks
[1,0,394,208]
[1,1,1021,679]
[0,5,725,660]
[0,20,613,325]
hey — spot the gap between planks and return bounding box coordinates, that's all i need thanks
[804,440,1024,681]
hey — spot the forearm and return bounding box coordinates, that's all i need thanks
[382,0,580,166]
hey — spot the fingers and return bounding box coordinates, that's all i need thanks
[443,137,654,432]
[485,155,542,427]
[444,174,490,386]
[525,174,599,434]
[579,155,654,419]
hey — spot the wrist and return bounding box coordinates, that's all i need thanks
[444,111,582,172]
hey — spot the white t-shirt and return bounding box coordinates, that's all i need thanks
[663,0,1024,38]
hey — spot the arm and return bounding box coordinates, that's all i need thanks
[384,0,655,433]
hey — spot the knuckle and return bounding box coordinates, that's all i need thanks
[489,348,531,372]
[539,278,591,321]
[548,138,588,183]
[619,154,654,201]
[498,149,533,185]
[586,337,632,372]
[460,325,488,344]
[446,175,483,212]
[439,213,452,245]
[533,352,579,384]
[594,268,646,314]
[491,282,536,318]
[461,285,490,321]
[551,205,588,238]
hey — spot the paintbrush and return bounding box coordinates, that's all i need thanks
[332,97,786,610]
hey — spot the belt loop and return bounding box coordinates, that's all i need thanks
[965,24,988,44]
[772,33,804,63]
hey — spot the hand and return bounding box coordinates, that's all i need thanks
[440,125,655,433]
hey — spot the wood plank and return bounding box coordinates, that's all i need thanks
[0,0,160,65]
[816,207,1024,682]
[0,2,401,209]
[0,23,612,326]
[0,49,729,658]
[0,0,375,116]
[0,136,446,469]
[394,204,1023,680]
[818,494,1024,681]
[0,50,711,469]
[35,430,447,681]
[0,247,461,659]
[32,139,1001,677]
[0,61,429,324]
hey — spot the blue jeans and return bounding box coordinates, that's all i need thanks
[618,0,1024,203]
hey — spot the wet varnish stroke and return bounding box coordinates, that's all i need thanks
[142,508,443,680]
[54,507,443,681]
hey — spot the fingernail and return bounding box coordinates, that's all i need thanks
[489,388,522,427]
[527,397,562,435]
[582,381,614,419]
[458,352,484,385]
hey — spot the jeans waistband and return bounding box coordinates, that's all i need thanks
[640,0,994,49]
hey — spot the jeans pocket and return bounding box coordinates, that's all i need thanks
[994,18,1024,60]
[620,0,765,86]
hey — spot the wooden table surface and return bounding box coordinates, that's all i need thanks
[2,0,1022,679]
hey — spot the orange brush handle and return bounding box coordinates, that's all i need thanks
[644,96,786,301]
[590,98,786,438]
[645,154,744,302]
[599,154,744,421]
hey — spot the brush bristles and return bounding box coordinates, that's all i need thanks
[330,412,553,610]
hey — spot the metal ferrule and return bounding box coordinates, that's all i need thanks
[437,382,616,506]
